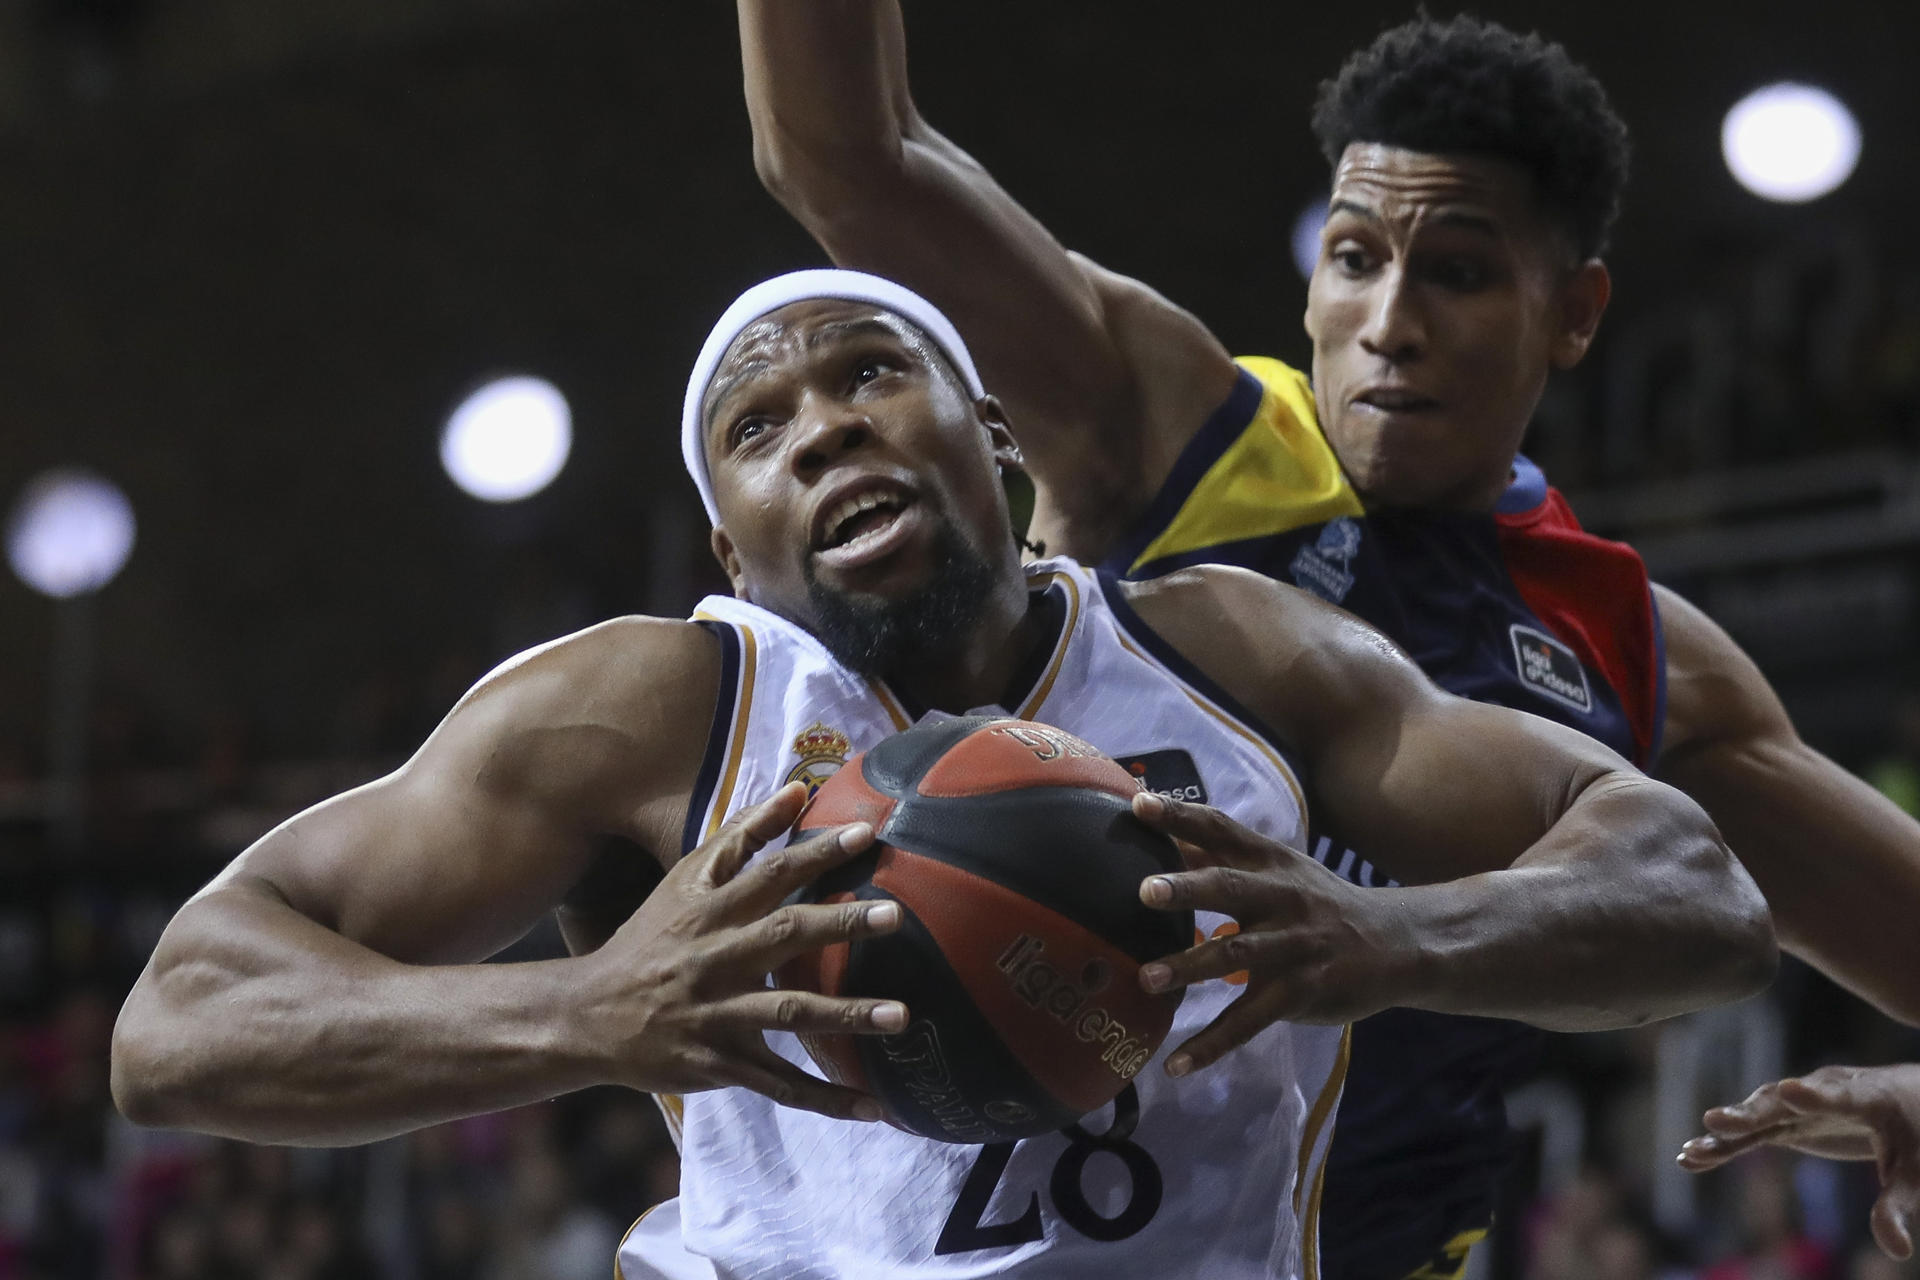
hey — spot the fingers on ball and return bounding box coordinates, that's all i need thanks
[731,900,899,965]
[731,1051,874,1121]
[1151,930,1260,987]
[747,989,905,1035]
[1170,991,1283,1075]
[739,784,811,843]
[703,796,795,883]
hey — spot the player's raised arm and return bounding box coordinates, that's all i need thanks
[737,0,1238,551]
[1653,586,1920,1026]
[109,620,905,1146]
[1118,567,1775,1068]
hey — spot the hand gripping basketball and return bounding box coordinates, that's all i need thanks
[1131,791,1408,1077]
[778,716,1191,1143]
[577,783,907,1122]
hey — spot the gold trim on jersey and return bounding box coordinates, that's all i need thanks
[862,569,1080,727]
[865,679,912,731]
[1293,1024,1352,1280]
[696,621,758,840]
[1127,356,1363,576]
[1108,628,1310,822]
[1015,570,1082,720]
[653,1091,685,1149]
[1293,1024,1352,1217]
[614,1198,674,1280]
[1302,1140,1332,1280]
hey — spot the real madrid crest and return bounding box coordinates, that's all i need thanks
[785,721,853,796]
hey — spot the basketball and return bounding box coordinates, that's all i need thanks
[777,715,1192,1143]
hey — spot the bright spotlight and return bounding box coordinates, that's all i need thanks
[6,469,137,599]
[1722,82,1860,203]
[441,375,573,503]
[1291,197,1329,280]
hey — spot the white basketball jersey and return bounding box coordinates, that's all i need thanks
[618,559,1349,1280]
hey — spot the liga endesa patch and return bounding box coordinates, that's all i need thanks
[1508,623,1592,714]
[1113,749,1208,804]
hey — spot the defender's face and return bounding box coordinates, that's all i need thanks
[1305,144,1609,510]
[701,299,1020,622]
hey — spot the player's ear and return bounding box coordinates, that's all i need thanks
[976,396,1038,548]
[975,395,1024,475]
[710,526,749,599]
[1550,259,1611,370]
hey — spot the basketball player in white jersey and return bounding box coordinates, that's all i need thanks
[112,272,1774,1278]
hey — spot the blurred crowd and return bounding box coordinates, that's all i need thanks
[1523,1156,1912,1280]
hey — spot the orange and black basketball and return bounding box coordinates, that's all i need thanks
[778,715,1190,1144]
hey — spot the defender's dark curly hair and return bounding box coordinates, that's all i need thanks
[1311,14,1631,259]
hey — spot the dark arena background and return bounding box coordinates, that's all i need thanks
[3,1,1919,1277]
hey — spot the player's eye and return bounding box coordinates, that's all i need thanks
[730,415,777,450]
[850,358,892,388]
[1329,244,1375,276]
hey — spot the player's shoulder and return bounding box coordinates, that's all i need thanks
[428,615,722,786]
[1116,564,1377,669]
[467,615,716,711]
[1115,565,1425,720]
[1120,561,1331,624]
[1117,561,1288,612]
[1104,352,1357,579]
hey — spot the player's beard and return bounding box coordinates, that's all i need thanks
[803,519,997,679]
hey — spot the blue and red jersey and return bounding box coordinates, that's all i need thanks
[1104,358,1665,1280]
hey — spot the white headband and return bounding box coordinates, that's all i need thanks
[680,268,987,526]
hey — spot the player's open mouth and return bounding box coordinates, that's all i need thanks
[813,484,924,570]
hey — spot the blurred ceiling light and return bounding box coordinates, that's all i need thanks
[1722,82,1861,203]
[441,375,573,503]
[1291,196,1329,280]
[6,468,136,599]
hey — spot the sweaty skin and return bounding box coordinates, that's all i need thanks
[112,300,1775,1147]
[738,0,1920,1025]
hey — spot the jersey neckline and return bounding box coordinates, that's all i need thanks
[872,565,1077,724]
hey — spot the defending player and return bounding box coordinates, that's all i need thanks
[114,274,1773,1278]
[737,7,1920,1275]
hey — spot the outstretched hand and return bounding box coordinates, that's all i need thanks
[1128,791,1406,1078]
[1678,1063,1920,1260]
[582,783,906,1122]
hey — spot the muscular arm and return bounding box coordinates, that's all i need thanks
[738,0,1238,553]
[1654,584,1920,1026]
[1126,568,1775,1041]
[110,621,901,1144]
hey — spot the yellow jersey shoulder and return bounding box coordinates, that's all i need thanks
[1111,356,1362,577]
